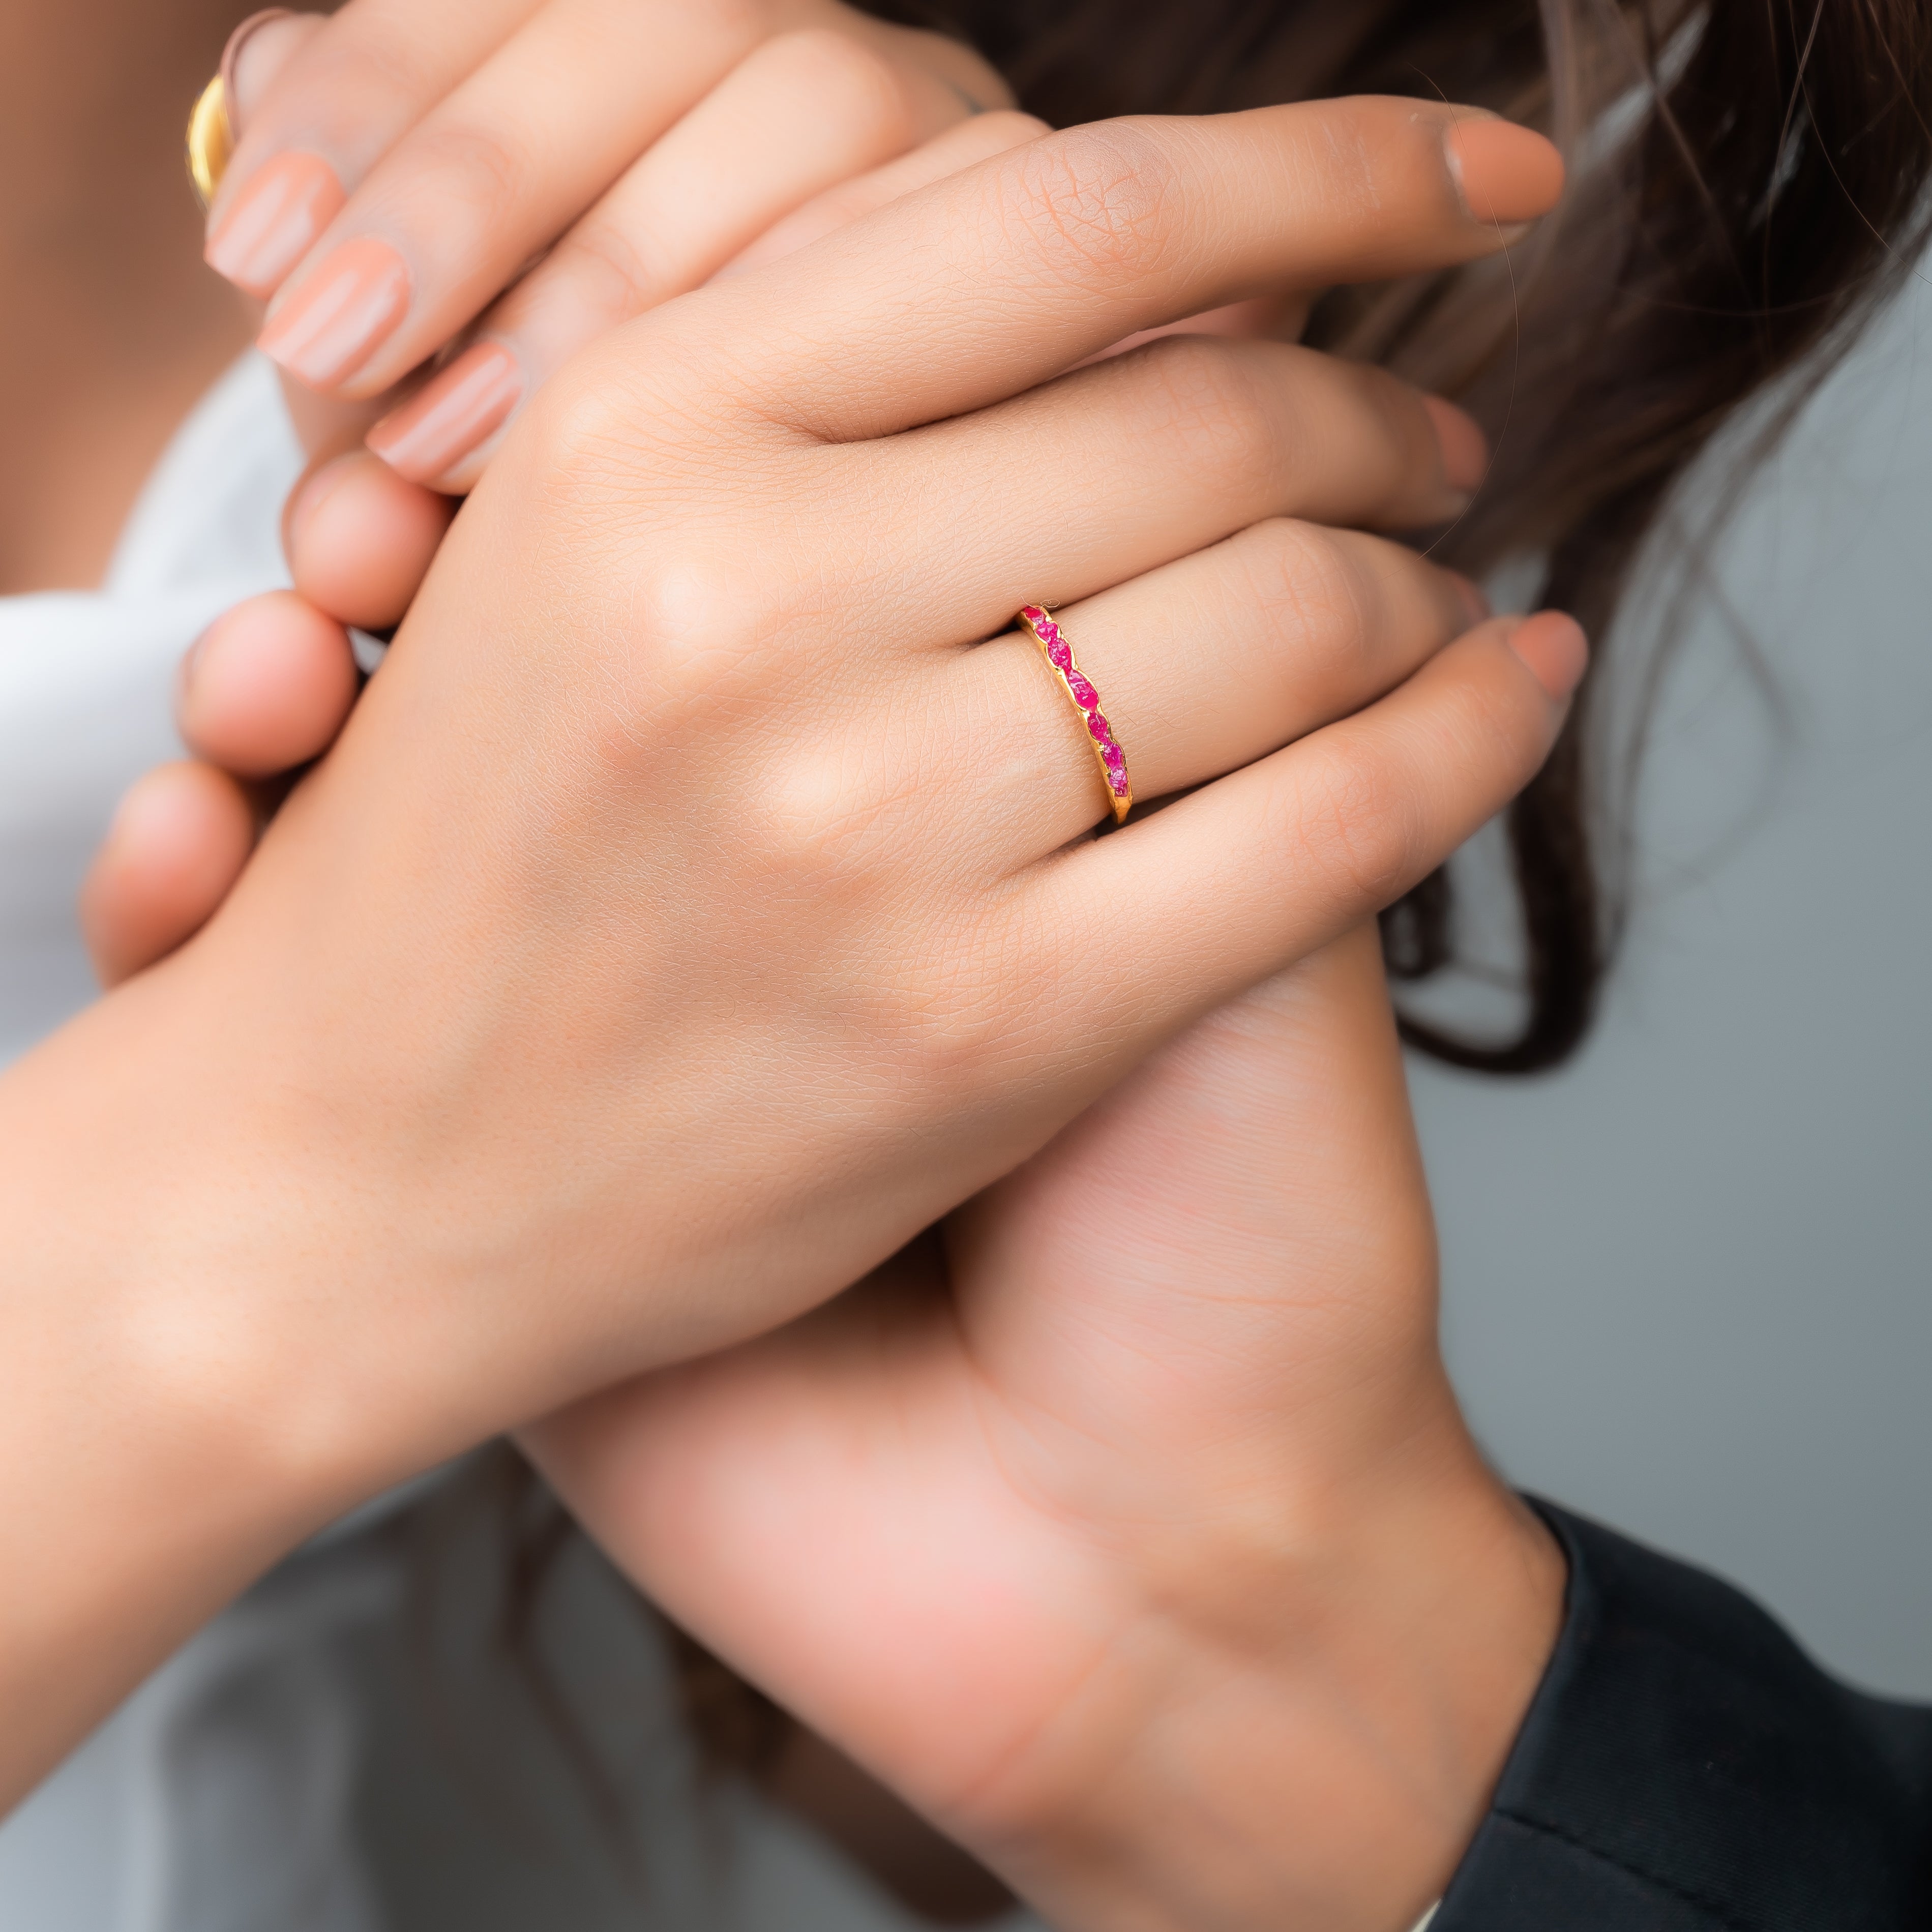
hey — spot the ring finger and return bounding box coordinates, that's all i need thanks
[952,519,1483,856]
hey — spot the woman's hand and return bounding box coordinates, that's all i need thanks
[90,609,1578,1932]
[205,0,1025,485]
[12,100,1569,1807]
[62,94,1573,1420]
[532,923,1568,1932]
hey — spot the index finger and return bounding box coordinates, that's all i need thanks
[621,98,1560,447]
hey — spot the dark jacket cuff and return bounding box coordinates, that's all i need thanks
[1433,1499,1932,1929]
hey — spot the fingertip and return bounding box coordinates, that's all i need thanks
[81,763,256,988]
[1444,116,1566,227]
[283,450,454,629]
[178,590,359,775]
[1504,609,1589,701]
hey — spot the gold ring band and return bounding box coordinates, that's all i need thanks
[1017,606,1133,824]
[186,74,233,209]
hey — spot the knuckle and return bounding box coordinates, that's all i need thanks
[869,925,1019,1094]
[1235,519,1370,657]
[398,115,538,220]
[521,367,641,496]
[998,122,1182,286]
[1121,336,1279,494]
[548,215,666,325]
[577,554,771,776]
[1283,736,1418,911]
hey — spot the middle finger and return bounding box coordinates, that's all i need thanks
[808,335,1479,643]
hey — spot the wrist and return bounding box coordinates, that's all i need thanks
[0,967,465,1805]
[963,1395,1564,1932]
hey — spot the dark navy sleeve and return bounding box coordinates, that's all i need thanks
[1435,1500,1932,1930]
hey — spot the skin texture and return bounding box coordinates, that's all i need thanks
[14,1,1580,1912]
[0,103,1577,1840]
[82,33,1572,1920]
[532,926,1565,1931]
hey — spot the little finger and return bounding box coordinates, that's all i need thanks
[824,340,1484,635]
[1059,613,1589,1025]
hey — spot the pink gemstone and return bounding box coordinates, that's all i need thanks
[1066,673,1099,709]
[1048,639,1073,671]
[1102,740,1126,770]
[1087,710,1111,741]
[1021,606,1048,628]
[1109,769,1131,795]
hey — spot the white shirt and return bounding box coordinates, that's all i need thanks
[0,355,1047,1932]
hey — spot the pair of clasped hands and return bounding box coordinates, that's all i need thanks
[38,2,1582,1925]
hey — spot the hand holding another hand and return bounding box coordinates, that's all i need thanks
[87,97,1574,1411]
[13,100,1577,1861]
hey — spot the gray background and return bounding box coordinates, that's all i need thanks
[1412,263,1932,1698]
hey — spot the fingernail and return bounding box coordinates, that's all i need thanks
[1421,395,1488,495]
[258,236,411,390]
[1444,116,1565,227]
[1507,610,1589,699]
[220,9,294,133]
[367,342,524,483]
[205,149,344,295]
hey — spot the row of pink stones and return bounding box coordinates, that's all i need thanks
[1019,606,1131,800]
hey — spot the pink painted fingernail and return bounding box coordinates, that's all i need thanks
[1508,610,1589,699]
[366,342,524,483]
[205,150,344,296]
[258,236,410,390]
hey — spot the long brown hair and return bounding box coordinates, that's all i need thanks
[877,0,1932,1071]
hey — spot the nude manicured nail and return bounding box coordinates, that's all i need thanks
[258,236,410,390]
[1508,610,1589,699]
[367,342,524,483]
[1444,117,1566,227]
[205,150,345,296]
